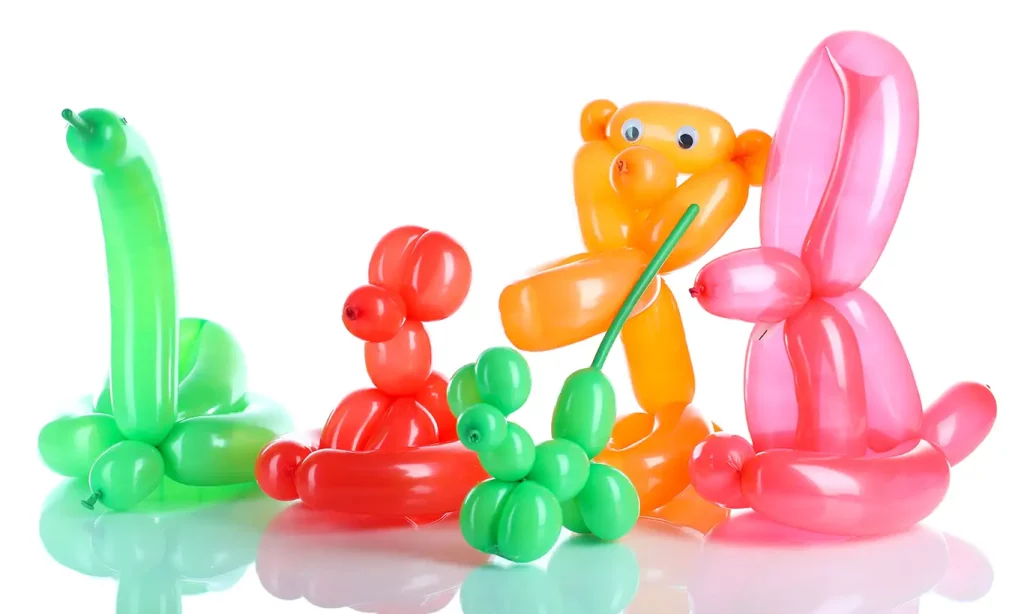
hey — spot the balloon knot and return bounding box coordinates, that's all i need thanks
[688,285,702,298]
[468,431,481,444]
[81,491,102,510]
[343,306,360,320]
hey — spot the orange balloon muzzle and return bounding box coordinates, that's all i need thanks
[611,146,677,210]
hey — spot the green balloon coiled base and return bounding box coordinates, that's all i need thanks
[38,318,293,511]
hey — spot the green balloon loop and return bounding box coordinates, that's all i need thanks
[37,109,292,511]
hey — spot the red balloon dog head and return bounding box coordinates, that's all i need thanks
[687,32,996,536]
[256,226,487,516]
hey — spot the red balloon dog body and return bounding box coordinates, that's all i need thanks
[256,227,486,515]
[688,32,996,536]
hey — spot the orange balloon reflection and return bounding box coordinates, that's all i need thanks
[499,99,769,528]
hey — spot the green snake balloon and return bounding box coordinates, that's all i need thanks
[450,204,700,563]
[37,109,292,511]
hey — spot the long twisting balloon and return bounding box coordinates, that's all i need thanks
[497,99,770,526]
[452,205,700,563]
[37,109,292,511]
[688,32,997,536]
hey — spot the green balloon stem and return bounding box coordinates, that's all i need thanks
[468,431,481,444]
[62,109,91,134]
[81,491,102,510]
[590,203,701,371]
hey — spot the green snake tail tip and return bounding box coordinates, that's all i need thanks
[62,109,90,133]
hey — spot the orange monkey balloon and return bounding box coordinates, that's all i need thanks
[499,99,770,528]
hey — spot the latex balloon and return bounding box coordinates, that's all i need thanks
[493,99,766,537]
[597,402,713,512]
[689,32,996,536]
[37,110,292,511]
[39,479,276,614]
[499,99,771,419]
[256,227,485,516]
[455,206,700,563]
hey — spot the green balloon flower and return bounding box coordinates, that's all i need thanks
[37,109,292,511]
[453,204,701,563]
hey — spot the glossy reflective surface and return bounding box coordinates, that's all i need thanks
[31,478,996,613]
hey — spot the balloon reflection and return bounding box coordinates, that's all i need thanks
[39,478,281,613]
[256,505,484,612]
[690,512,995,613]
[256,507,993,613]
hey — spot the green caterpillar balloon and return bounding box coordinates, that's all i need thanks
[37,109,292,511]
[450,204,701,563]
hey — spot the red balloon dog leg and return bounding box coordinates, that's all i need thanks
[256,226,486,515]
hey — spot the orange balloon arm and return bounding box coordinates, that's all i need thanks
[640,162,751,274]
[591,204,700,370]
[498,248,657,351]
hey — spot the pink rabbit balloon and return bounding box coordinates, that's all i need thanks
[688,31,997,536]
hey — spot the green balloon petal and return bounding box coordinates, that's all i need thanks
[87,441,165,511]
[527,439,590,502]
[448,363,483,416]
[551,368,616,458]
[479,423,536,482]
[576,463,639,541]
[475,347,532,416]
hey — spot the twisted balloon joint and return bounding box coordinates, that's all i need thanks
[453,205,702,563]
[450,348,640,564]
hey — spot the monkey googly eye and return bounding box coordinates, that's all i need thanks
[676,126,699,149]
[621,119,644,143]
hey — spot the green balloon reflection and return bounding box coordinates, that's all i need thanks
[37,110,292,511]
[256,505,700,613]
[39,479,283,613]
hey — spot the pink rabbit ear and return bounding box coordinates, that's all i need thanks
[759,39,846,255]
[801,33,920,296]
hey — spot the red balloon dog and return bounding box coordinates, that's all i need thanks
[256,226,487,515]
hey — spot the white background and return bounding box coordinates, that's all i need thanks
[1,0,1021,611]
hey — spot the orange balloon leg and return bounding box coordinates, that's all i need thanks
[597,403,713,512]
[646,486,731,535]
[622,284,695,412]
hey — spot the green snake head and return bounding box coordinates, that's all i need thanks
[449,347,640,564]
[63,109,146,171]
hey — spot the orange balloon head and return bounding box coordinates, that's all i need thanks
[605,102,739,175]
[610,146,677,210]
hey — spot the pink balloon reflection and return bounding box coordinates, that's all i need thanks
[686,511,993,613]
